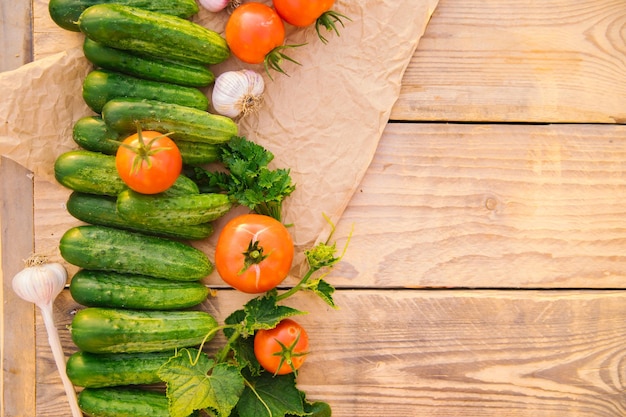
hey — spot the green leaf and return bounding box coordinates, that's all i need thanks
[237,371,307,417]
[301,400,332,417]
[243,293,307,333]
[158,348,244,417]
[185,136,295,221]
[224,309,262,375]
[305,278,337,309]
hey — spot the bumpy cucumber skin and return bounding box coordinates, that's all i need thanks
[67,350,173,388]
[49,0,199,32]
[54,150,126,196]
[102,98,238,144]
[66,192,214,240]
[78,4,230,65]
[72,116,121,155]
[78,387,200,417]
[117,190,232,227]
[175,140,221,166]
[59,225,213,281]
[83,69,209,113]
[69,269,210,310]
[83,38,215,87]
[70,307,218,354]
[71,115,220,165]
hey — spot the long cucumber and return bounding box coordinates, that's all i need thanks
[116,189,232,227]
[102,98,238,144]
[66,192,214,240]
[59,225,213,281]
[69,269,210,310]
[78,4,230,65]
[82,38,215,87]
[70,307,218,353]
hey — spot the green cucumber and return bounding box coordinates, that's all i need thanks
[66,192,214,240]
[117,190,232,227]
[54,150,199,196]
[102,98,238,144]
[48,0,199,32]
[67,350,173,388]
[69,269,210,310]
[60,225,213,281]
[70,307,218,353]
[83,69,209,113]
[49,0,199,32]
[72,116,121,155]
[83,38,215,88]
[54,149,126,196]
[78,4,230,65]
[176,140,221,166]
[71,116,220,165]
[78,387,199,417]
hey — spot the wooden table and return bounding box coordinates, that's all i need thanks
[3,1,626,416]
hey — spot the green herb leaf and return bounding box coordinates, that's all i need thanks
[184,137,295,221]
[243,293,307,333]
[305,278,337,309]
[157,348,245,417]
[237,371,307,417]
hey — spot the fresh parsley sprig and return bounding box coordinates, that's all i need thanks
[185,136,295,222]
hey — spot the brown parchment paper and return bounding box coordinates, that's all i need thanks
[1,0,438,252]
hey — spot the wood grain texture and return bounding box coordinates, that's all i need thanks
[329,122,626,289]
[1,157,36,417]
[0,0,33,71]
[392,0,626,123]
[34,289,626,417]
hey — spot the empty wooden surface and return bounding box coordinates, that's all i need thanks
[392,0,626,123]
[2,0,626,416]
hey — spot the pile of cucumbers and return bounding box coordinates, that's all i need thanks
[49,1,238,415]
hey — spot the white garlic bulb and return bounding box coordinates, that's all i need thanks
[199,0,241,13]
[212,69,265,119]
[12,255,82,417]
[12,255,67,307]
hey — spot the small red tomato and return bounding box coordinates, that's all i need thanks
[115,129,182,194]
[254,319,309,375]
[272,0,334,27]
[214,213,294,294]
[225,2,286,65]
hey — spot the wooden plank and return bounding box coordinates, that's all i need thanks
[0,0,33,71]
[33,289,626,416]
[329,122,626,288]
[391,0,626,123]
[0,157,36,417]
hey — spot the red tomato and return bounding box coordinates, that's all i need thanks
[272,0,334,27]
[214,213,294,294]
[225,2,286,64]
[254,319,309,375]
[115,130,182,194]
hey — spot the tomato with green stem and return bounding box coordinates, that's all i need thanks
[115,127,182,194]
[225,2,301,77]
[215,213,294,294]
[272,0,350,44]
[254,318,309,375]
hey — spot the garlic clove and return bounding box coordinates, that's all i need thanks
[212,69,265,119]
